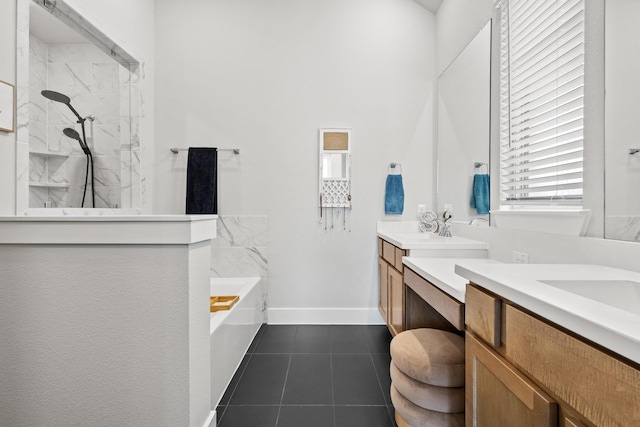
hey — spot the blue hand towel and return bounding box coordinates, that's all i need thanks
[385,174,404,215]
[470,174,490,215]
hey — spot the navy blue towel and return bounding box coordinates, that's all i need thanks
[186,147,217,214]
[384,174,404,215]
[470,174,490,215]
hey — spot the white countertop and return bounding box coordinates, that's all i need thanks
[378,231,488,250]
[455,262,640,365]
[0,215,217,244]
[403,257,502,303]
[377,220,488,251]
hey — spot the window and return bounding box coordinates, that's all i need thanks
[498,0,585,206]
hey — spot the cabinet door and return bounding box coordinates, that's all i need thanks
[378,257,389,323]
[388,267,404,336]
[466,333,558,427]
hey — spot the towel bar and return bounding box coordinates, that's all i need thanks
[170,148,240,154]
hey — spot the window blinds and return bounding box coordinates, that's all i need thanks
[499,0,585,204]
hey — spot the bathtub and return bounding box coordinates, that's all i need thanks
[210,277,262,409]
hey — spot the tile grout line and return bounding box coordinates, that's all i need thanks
[274,325,296,427]
[329,333,337,427]
[369,350,394,426]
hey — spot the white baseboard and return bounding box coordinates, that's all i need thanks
[267,308,385,325]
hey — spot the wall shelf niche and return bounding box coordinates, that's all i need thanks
[29,150,71,158]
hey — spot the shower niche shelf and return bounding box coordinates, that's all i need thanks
[29,150,70,158]
[29,182,70,188]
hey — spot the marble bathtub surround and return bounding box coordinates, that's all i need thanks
[210,215,269,322]
[210,216,269,278]
[213,215,269,248]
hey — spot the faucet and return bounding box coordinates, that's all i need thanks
[438,210,453,237]
[438,221,452,237]
[469,217,488,226]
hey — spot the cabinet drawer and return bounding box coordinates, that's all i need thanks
[404,268,464,331]
[465,284,501,347]
[394,246,406,272]
[503,305,640,427]
[563,416,587,427]
[466,332,558,427]
[382,240,395,265]
[378,238,383,257]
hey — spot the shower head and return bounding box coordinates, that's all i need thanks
[41,90,71,105]
[63,127,91,155]
[42,89,84,122]
[63,127,81,140]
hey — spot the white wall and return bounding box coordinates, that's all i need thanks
[436,22,491,221]
[605,0,640,216]
[155,0,436,321]
[604,0,640,241]
[0,0,17,215]
[435,0,494,215]
[435,0,495,76]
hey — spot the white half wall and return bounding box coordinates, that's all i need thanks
[154,0,437,320]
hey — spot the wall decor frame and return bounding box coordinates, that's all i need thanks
[0,80,15,133]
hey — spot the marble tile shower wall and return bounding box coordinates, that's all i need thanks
[211,216,269,321]
[28,36,139,209]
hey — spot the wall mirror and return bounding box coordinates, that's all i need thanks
[16,0,141,213]
[605,0,640,242]
[436,21,491,223]
[319,129,351,208]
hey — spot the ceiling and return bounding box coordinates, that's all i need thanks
[29,2,87,44]
[29,0,442,46]
[413,0,443,14]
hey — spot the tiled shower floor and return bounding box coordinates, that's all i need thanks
[216,324,398,427]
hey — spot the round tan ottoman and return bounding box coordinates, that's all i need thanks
[391,385,465,427]
[390,361,464,413]
[390,328,465,388]
[390,329,466,426]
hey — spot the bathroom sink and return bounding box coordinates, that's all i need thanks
[539,280,640,316]
[388,232,441,242]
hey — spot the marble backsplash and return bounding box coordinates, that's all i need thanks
[605,216,640,242]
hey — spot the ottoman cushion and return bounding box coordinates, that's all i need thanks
[391,384,464,427]
[390,328,465,387]
[390,361,464,413]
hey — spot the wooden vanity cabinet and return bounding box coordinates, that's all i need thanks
[378,238,407,336]
[377,256,389,323]
[465,283,640,427]
[404,267,464,335]
[388,266,404,336]
[466,332,558,427]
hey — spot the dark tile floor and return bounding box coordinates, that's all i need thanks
[216,324,398,427]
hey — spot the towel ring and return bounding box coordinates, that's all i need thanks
[389,162,402,174]
[474,162,488,173]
